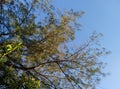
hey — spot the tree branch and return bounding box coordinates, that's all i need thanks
[5,59,79,71]
[33,69,57,89]
[56,63,75,89]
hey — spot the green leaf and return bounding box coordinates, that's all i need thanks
[0,56,7,63]
[6,44,13,51]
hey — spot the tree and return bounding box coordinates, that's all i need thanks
[0,0,109,89]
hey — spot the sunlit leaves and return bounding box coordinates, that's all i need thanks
[6,44,12,52]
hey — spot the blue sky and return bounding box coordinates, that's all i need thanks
[53,0,120,89]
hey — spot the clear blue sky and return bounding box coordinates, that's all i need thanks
[53,0,120,89]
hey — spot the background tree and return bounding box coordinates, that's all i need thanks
[0,0,109,89]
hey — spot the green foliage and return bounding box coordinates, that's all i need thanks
[7,74,40,89]
[0,0,109,89]
[0,65,40,89]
